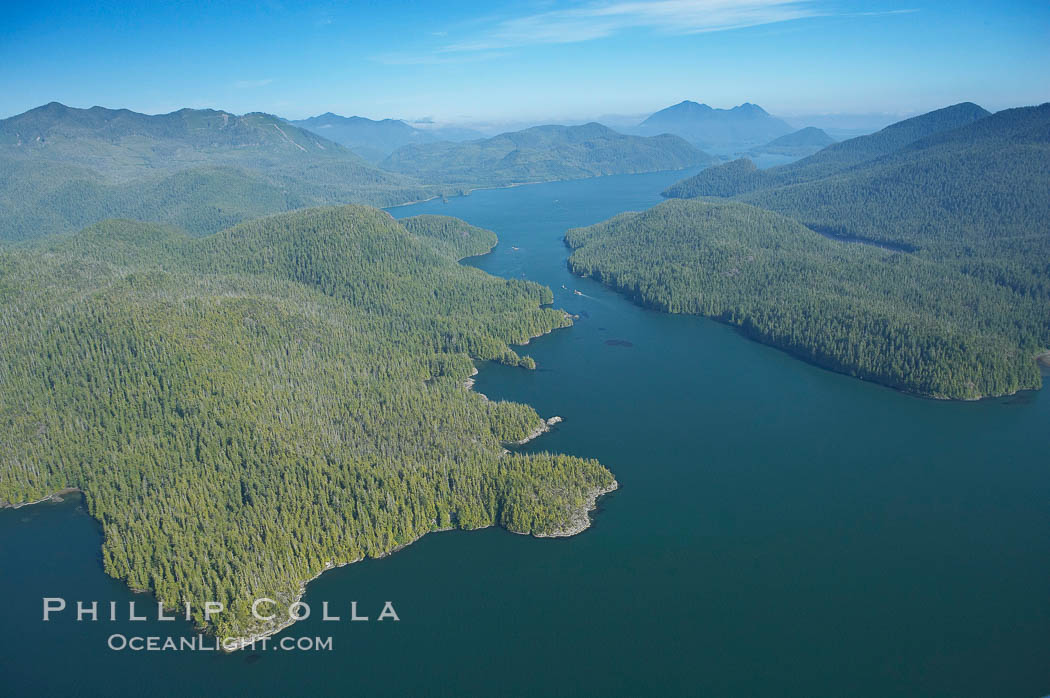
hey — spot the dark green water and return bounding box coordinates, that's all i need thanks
[2,170,1048,697]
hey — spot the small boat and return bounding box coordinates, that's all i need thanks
[573,289,583,296]
[511,246,519,251]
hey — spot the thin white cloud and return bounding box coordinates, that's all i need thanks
[372,50,508,66]
[441,0,823,52]
[853,8,919,16]
[234,78,274,89]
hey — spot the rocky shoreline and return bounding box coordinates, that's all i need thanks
[219,473,619,651]
[1,487,80,510]
[464,366,479,390]
[534,480,619,538]
[517,415,563,445]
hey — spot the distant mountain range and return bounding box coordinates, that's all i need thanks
[663,99,1050,301]
[635,101,794,149]
[288,113,484,162]
[0,102,437,241]
[749,126,835,156]
[380,122,714,190]
[665,102,993,198]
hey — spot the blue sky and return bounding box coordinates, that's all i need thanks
[1,0,1047,124]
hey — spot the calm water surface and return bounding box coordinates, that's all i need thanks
[2,169,1048,697]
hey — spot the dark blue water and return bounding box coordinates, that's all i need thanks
[2,169,1048,697]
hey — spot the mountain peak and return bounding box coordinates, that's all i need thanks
[639,100,792,146]
[731,103,769,116]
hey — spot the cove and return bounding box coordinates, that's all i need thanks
[1,168,1048,697]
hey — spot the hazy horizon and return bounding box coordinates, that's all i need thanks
[3,0,1047,125]
[1,97,937,135]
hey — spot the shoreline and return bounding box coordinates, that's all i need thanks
[222,471,618,650]
[386,180,551,210]
[386,165,700,211]
[224,317,604,650]
[569,266,1046,402]
[516,416,563,445]
[2,487,81,510]
[534,480,619,538]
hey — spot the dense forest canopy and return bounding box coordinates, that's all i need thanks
[567,198,1048,399]
[380,122,713,190]
[0,206,614,641]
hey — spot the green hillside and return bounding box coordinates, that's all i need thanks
[290,113,437,162]
[399,214,499,259]
[749,127,835,156]
[380,122,712,189]
[0,103,437,241]
[0,206,614,641]
[567,198,1048,399]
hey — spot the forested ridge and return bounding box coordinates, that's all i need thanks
[0,206,614,641]
[749,127,835,157]
[0,103,439,241]
[567,198,1048,399]
[288,113,484,163]
[380,122,713,190]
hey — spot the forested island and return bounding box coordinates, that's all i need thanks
[0,207,615,644]
[568,103,1050,399]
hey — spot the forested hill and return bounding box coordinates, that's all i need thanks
[0,206,614,642]
[664,102,991,198]
[761,127,835,148]
[735,104,1050,255]
[636,101,793,148]
[0,103,437,241]
[749,127,835,156]
[290,113,485,162]
[1,102,364,174]
[379,122,713,190]
[398,214,499,259]
[289,113,436,162]
[566,198,1048,400]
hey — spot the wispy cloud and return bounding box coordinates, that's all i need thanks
[234,78,273,89]
[852,8,919,16]
[441,0,823,52]
[372,50,508,66]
